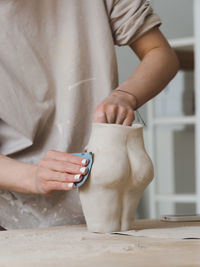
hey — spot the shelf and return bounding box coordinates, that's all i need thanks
[168,37,194,70]
[155,194,197,203]
[147,1,200,218]
[175,50,194,70]
[153,116,196,125]
[169,37,194,50]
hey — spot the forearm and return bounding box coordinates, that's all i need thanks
[115,46,179,109]
[0,154,36,193]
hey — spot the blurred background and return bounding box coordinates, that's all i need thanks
[116,0,199,219]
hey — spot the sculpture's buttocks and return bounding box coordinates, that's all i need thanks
[79,123,154,232]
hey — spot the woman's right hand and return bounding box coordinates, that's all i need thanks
[33,150,88,195]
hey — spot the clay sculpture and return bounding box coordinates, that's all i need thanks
[79,123,154,232]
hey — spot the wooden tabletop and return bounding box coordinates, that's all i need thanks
[0,219,199,267]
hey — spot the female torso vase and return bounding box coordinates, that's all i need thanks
[79,123,154,232]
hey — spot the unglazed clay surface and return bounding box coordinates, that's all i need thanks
[79,123,154,232]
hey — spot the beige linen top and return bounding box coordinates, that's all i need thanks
[0,0,161,229]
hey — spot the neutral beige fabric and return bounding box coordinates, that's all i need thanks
[0,0,161,229]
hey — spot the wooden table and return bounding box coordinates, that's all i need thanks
[0,219,199,267]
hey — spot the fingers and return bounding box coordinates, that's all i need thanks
[105,105,117,123]
[93,93,135,126]
[38,168,83,183]
[123,109,135,126]
[93,108,107,123]
[115,107,134,125]
[45,150,88,166]
[94,104,134,126]
[44,181,75,194]
[36,167,85,194]
[115,106,127,124]
[40,159,88,175]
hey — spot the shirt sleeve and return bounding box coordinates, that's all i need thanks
[105,0,162,46]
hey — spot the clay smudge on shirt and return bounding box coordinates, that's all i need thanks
[55,120,71,135]
[68,77,96,91]
[55,122,64,135]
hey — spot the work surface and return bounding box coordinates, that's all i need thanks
[0,220,200,267]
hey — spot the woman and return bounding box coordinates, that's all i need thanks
[0,0,179,229]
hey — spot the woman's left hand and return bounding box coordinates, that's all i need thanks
[93,90,135,126]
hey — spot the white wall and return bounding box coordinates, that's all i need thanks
[151,0,193,39]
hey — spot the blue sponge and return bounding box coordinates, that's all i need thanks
[72,152,93,187]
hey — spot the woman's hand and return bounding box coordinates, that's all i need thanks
[0,152,88,195]
[33,150,88,194]
[93,90,136,126]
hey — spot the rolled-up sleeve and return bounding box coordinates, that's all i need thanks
[105,0,162,46]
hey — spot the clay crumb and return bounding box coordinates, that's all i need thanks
[123,245,135,251]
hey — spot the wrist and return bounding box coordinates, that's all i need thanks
[8,161,38,194]
[0,155,38,194]
[21,163,38,194]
